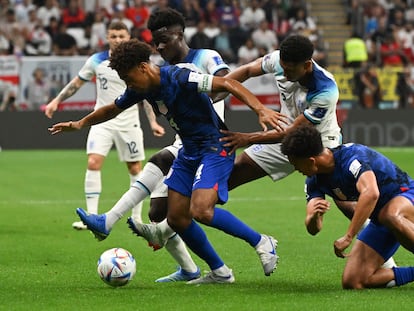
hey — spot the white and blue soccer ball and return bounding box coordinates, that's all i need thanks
[97,248,136,287]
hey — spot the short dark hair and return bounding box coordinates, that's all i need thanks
[147,8,186,32]
[109,39,153,80]
[107,21,129,32]
[281,124,324,158]
[280,35,314,63]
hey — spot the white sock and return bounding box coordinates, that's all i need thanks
[159,219,176,240]
[105,162,164,229]
[213,264,232,276]
[165,234,198,273]
[85,169,101,214]
[130,173,143,223]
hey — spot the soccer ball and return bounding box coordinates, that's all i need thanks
[97,248,136,287]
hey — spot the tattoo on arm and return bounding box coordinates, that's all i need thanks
[57,81,81,102]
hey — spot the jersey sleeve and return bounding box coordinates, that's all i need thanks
[201,49,230,75]
[175,67,214,93]
[77,54,96,82]
[114,89,143,110]
[261,50,282,75]
[303,80,339,125]
[305,177,325,201]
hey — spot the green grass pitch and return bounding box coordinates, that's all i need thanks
[1,148,414,311]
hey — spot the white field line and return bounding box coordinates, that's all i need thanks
[0,196,305,205]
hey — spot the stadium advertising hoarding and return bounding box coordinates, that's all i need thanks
[17,56,96,111]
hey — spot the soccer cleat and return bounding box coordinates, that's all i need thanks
[76,208,110,241]
[155,267,201,283]
[127,217,168,251]
[186,270,235,285]
[72,221,87,230]
[255,234,279,276]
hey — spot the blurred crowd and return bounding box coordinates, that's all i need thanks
[0,0,324,66]
[344,0,414,109]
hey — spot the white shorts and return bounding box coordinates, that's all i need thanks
[86,124,145,162]
[150,139,181,199]
[244,143,295,181]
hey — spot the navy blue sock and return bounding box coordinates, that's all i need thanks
[178,220,224,270]
[209,207,261,247]
[392,266,414,286]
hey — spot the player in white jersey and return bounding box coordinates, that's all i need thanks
[221,35,341,188]
[74,9,245,283]
[45,22,164,230]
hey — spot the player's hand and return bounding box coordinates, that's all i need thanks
[333,234,353,258]
[257,107,288,131]
[151,122,166,137]
[48,121,81,135]
[309,199,330,216]
[219,130,251,154]
[44,100,59,119]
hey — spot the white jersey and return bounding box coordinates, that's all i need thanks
[78,50,140,131]
[244,50,342,181]
[261,50,341,147]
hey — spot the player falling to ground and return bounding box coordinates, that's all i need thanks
[281,124,414,289]
[49,39,286,284]
[45,22,165,229]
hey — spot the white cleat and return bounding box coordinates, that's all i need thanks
[186,270,235,285]
[255,234,279,276]
[72,221,87,230]
[127,217,168,251]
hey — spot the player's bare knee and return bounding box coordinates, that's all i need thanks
[378,205,402,228]
[148,149,175,175]
[191,204,214,224]
[342,274,363,289]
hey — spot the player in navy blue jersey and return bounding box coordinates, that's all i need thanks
[49,39,286,284]
[281,124,414,289]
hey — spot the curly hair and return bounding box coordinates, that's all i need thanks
[109,39,153,80]
[280,35,314,63]
[281,124,324,158]
[147,8,186,32]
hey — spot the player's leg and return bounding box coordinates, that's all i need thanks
[377,192,414,253]
[228,152,267,190]
[73,126,111,230]
[148,182,200,282]
[76,149,169,240]
[114,128,145,223]
[189,152,278,277]
[229,144,295,190]
[166,189,234,284]
[342,221,401,289]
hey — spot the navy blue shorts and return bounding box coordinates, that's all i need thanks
[165,149,235,204]
[357,221,400,261]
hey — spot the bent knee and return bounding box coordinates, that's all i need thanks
[148,149,175,175]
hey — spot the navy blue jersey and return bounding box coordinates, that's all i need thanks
[306,143,413,220]
[115,65,227,155]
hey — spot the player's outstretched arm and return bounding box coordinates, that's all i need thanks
[45,76,85,119]
[48,103,122,135]
[211,76,288,131]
